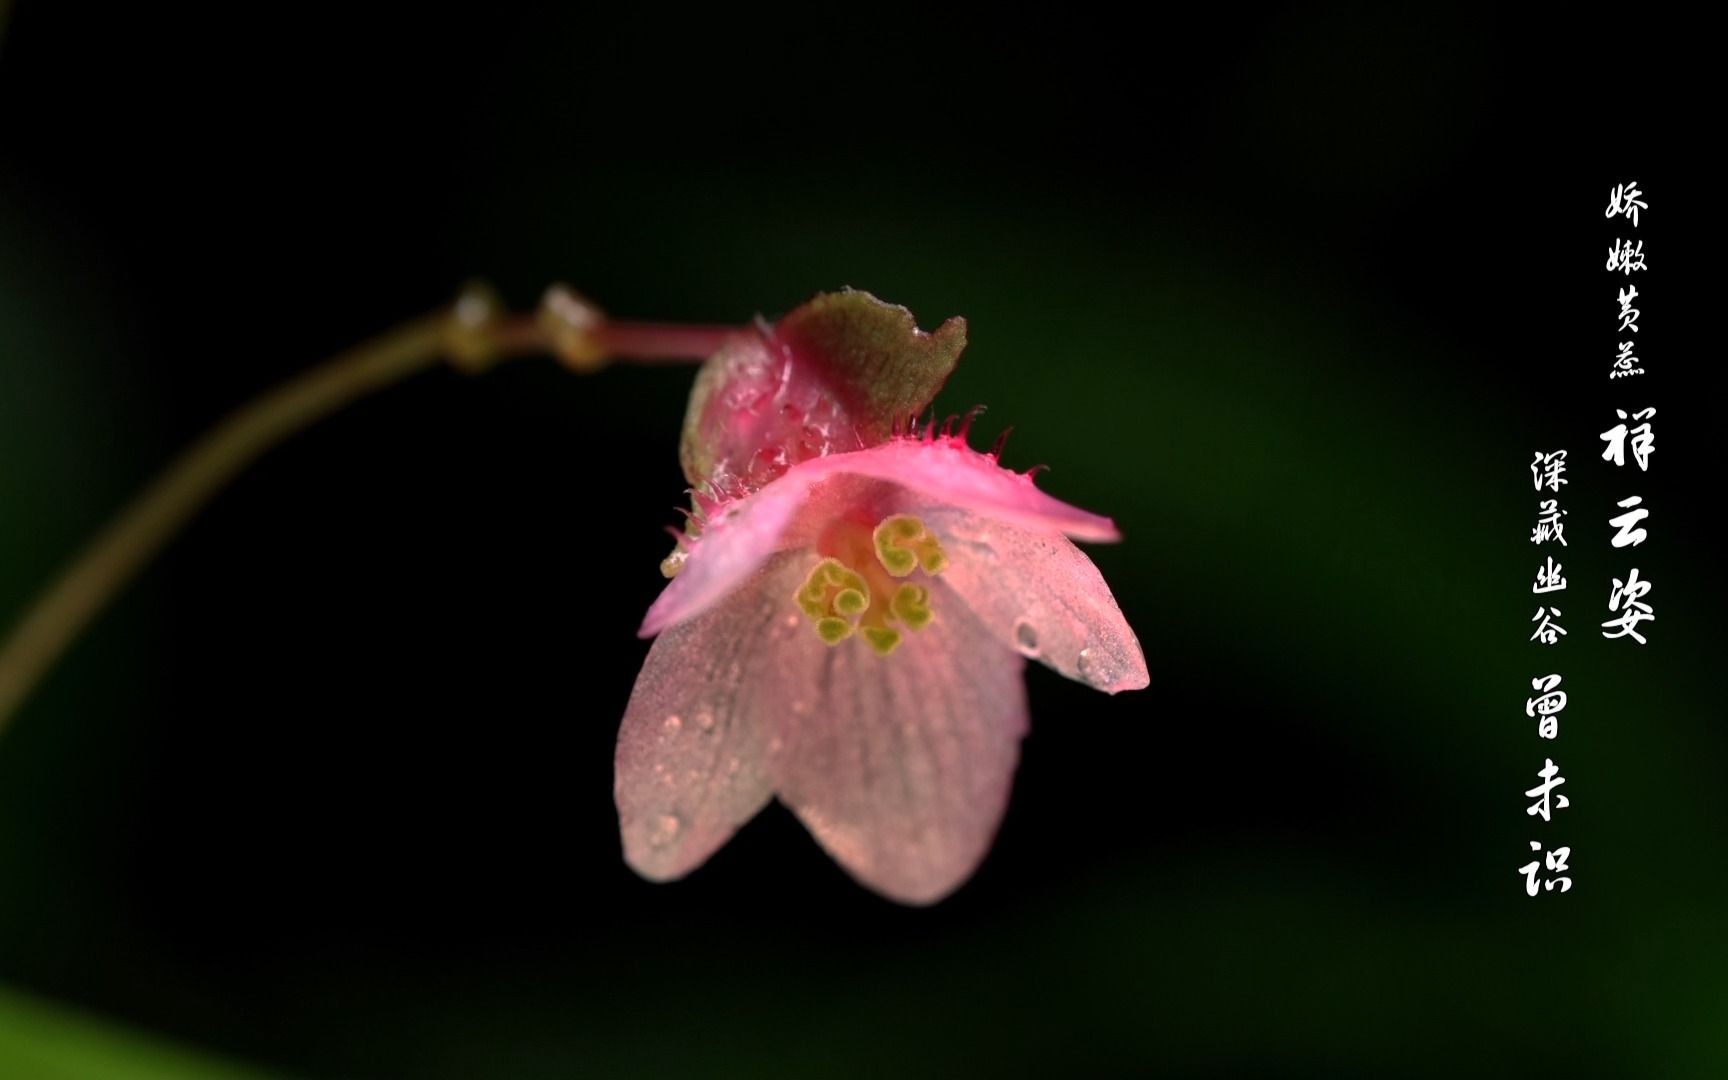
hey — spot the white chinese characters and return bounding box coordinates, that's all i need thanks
[1516,181,1657,897]
[1599,407,1655,470]
[1610,340,1643,380]
[1605,238,1646,275]
[1604,181,1647,227]
[1519,842,1573,896]
[1531,450,1568,493]
[1531,500,1568,547]
[1526,675,1566,740]
[1529,606,1566,645]
[1531,556,1567,594]
[1608,495,1648,548]
[1602,568,1654,645]
[1616,285,1640,333]
[1525,758,1570,822]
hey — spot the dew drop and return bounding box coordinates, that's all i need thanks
[696,710,717,733]
[663,714,683,732]
[1013,619,1041,658]
[1076,647,1097,684]
[725,756,742,776]
[649,814,682,848]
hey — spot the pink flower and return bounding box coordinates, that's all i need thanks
[615,291,1148,904]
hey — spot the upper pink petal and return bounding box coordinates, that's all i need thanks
[615,553,812,884]
[823,436,1120,541]
[909,507,1150,694]
[770,580,1030,905]
[641,436,1120,637]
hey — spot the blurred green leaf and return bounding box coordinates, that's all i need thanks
[0,985,283,1080]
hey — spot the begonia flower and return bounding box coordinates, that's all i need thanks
[615,290,1148,904]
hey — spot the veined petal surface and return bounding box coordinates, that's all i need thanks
[616,554,811,882]
[771,580,1029,905]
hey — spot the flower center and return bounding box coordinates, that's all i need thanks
[795,514,946,656]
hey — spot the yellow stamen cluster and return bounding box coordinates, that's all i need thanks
[795,514,947,656]
[872,514,948,577]
[796,558,871,645]
[889,583,933,630]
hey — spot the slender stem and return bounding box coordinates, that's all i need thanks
[0,315,446,734]
[592,323,739,363]
[0,293,724,741]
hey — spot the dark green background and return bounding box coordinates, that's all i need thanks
[1,7,1718,1078]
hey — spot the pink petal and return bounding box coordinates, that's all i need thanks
[824,437,1120,541]
[910,508,1150,694]
[771,580,1030,905]
[641,437,1119,637]
[640,478,811,638]
[615,554,812,883]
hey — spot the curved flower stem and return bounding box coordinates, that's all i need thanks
[0,285,733,742]
[590,323,741,363]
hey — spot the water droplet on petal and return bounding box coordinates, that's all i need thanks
[1013,619,1041,657]
[725,756,742,776]
[696,710,717,733]
[649,814,682,848]
[663,714,683,732]
[1076,647,1097,683]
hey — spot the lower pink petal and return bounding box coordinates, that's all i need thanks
[911,507,1150,694]
[615,554,812,883]
[771,581,1030,905]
